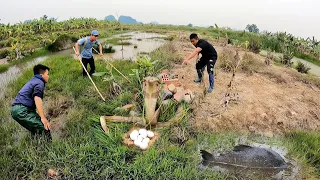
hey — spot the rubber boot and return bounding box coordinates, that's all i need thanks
[194,68,204,83]
[208,73,214,93]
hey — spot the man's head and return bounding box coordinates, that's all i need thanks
[33,64,50,83]
[190,33,199,46]
[90,30,99,41]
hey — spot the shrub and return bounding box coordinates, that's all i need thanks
[295,61,311,74]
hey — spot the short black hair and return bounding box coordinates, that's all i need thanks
[33,64,50,75]
[190,33,199,40]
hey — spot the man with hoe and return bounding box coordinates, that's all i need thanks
[11,64,52,140]
[183,33,218,93]
[75,30,103,77]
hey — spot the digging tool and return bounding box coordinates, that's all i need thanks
[92,47,132,83]
[73,47,106,102]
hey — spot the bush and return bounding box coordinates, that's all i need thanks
[295,61,311,74]
[240,52,264,74]
[164,35,176,41]
[282,51,294,67]
[261,36,283,52]
[0,40,8,48]
[217,48,235,72]
[0,48,10,59]
[248,37,261,54]
[93,44,115,54]
[47,34,78,52]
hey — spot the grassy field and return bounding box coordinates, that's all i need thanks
[0,44,227,179]
[1,24,320,179]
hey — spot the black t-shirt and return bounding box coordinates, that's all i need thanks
[196,39,218,60]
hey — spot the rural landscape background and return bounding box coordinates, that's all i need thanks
[0,1,320,179]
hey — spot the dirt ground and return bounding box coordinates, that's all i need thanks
[0,58,8,65]
[172,37,320,136]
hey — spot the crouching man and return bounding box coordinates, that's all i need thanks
[11,64,51,140]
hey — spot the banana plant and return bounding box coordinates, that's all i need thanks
[215,23,220,42]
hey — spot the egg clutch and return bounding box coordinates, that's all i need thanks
[122,126,159,151]
[129,128,155,150]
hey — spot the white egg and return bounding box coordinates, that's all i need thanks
[140,132,147,138]
[138,128,147,134]
[147,130,155,138]
[139,129,148,138]
[134,139,141,147]
[130,133,138,141]
[142,137,150,145]
[139,141,148,150]
[137,135,143,142]
[131,130,139,136]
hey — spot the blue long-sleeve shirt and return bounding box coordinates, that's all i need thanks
[12,74,46,109]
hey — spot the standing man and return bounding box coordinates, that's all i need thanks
[75,30,103,77]
[183,33,218,93]
[11,64,51,140]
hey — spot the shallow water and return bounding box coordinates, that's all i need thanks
[0,56,49,98]
[199,139,300,180]
[0,31,166,98]
[260,50,320,76]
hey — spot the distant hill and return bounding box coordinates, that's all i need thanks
[105,15,117,21]
[104,15,158,25]
[118,16,138,24]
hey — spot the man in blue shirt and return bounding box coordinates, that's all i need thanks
[11,64,51,140]
[75,30,103,76]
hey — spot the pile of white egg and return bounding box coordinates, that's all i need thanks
[129,128,155,150]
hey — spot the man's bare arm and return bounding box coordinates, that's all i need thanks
[75,42,80,56]
[34,96,51,130]
[99,44,103,56]
[183,47,202,64]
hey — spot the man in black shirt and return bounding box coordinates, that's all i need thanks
[183,33,218,93]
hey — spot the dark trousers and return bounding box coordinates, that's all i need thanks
[196,58,217,88]
[82,57,95,76]
[11,104,52,141]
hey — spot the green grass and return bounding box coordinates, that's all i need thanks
[120,35,132,38]
[0,54,319,178]
[0,64,9,73]
[284,131,320,177]
[294,52,320,67]
[106,37,132,45]
[1,30,320,179]
[0,44,227,179]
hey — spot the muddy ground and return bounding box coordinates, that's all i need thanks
[172,36,320,136]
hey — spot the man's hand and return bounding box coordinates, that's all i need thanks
[41,117,51,130]
[76,52,80,57]
[99,53,104,57]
